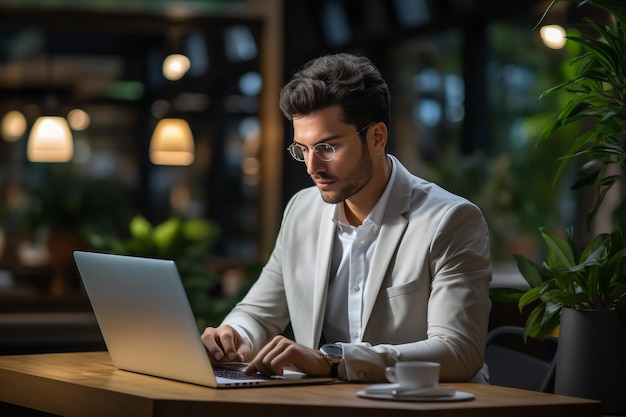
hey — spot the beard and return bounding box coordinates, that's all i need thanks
[314,144,374,204]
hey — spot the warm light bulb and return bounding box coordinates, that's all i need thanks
[162,54,191,81]
[67,108,91,131]
[27,116,74,162]
[149,118,195,166]
[540,25,567,49]
[2,110,27,142]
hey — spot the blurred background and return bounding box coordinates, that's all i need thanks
[0,0,611,353]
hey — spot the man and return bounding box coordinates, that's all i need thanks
[202,53,492,382]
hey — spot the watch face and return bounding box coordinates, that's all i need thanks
[322,344,343,357]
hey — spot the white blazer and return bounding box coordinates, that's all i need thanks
[223,155,492,382]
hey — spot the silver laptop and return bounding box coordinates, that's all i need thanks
[73,251,333,388]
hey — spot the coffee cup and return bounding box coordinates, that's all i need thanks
[385,361,440,389]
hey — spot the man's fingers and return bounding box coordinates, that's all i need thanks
[218,331,238,360]
[236,344,251,362]
[201,325,245,362]
[245,336,292,376]
[201,328,225,361]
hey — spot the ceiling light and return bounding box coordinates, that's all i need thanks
[149,118,195,166]
[540,25,567,49]
[163,54,191,81]
[27,36,73,163]
[27,116,74,163]
[67,108,91,131]
[1,110,27,142]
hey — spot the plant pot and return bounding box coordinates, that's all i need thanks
[554,308,626,415]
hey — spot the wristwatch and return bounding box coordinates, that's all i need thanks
[320,343,343,378]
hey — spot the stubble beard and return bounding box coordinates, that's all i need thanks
[316,146,374,205]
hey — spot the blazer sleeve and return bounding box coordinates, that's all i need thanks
[220,188,323,354]
[219,198,295,354]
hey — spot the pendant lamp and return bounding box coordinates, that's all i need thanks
[27,115,73,163]
[149,118,195,166]
[27,41,74,163]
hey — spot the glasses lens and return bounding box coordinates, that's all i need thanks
[289,144,305,161]
[315,143,335,161]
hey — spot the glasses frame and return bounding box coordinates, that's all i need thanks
[287,122,374,162]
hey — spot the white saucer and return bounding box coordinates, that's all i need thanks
[357,383,474,402]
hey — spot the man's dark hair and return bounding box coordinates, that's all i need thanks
[279,53,390,135]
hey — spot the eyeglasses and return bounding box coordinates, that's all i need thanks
[287,122,374,162]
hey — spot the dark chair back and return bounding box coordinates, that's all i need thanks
[485,326,558,392]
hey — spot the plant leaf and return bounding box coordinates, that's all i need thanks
[514,254,545,288]
[540,227,576,267]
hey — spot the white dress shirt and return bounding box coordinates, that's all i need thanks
[323,157,397,344]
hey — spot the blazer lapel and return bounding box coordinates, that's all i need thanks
[362,160,412,328]
[308,203,337,347]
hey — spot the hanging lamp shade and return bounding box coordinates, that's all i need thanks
[27,116,74,163]
[149,118,195,166]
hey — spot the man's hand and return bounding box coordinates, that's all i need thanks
[244,335,332,377]
[201,325,251,362]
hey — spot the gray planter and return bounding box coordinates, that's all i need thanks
[555,308,626,415]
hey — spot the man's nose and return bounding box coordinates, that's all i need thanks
[305,150,324,176]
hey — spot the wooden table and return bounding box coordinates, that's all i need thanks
[0,351,602,417]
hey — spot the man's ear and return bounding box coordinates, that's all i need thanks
[369,122,388,155]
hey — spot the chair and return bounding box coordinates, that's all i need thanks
[484,326,558,393]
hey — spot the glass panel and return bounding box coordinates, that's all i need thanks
[385,23,574,263]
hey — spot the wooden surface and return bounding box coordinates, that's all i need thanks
[0,351,602,417]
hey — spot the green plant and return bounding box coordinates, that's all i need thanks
[515,0,626,340]
[18,164,133,238]
[89,215,237,328]
[515,227,626,339]
[538,0,626,226]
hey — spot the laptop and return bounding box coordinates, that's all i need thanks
[73,250,333,388]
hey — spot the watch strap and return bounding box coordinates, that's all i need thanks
[329,361,339,378]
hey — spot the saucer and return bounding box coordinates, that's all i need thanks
[357,383,474,402]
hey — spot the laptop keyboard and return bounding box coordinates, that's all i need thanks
[213,365,271,380]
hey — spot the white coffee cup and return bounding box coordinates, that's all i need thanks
[385,361,440,389]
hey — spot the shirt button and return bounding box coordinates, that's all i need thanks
[352,331,359,338]
[352,285,360,292]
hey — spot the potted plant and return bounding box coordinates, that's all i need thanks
[514,0,626,413]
